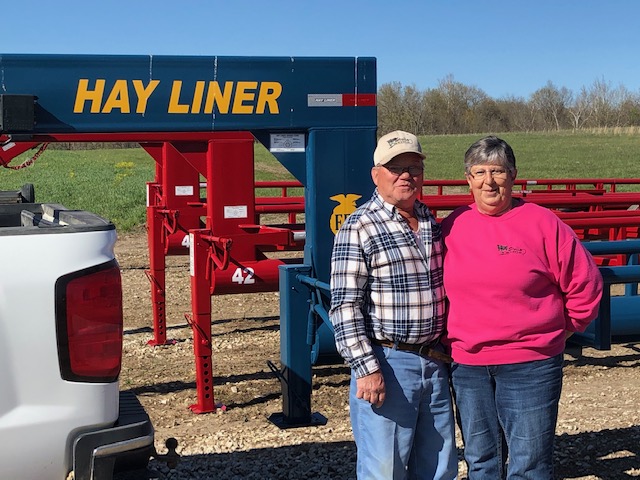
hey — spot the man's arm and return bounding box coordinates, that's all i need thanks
[329,222,383,402]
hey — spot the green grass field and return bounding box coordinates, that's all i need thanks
[423,131,640,181]
[1,131,639,232]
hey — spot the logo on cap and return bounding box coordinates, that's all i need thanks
[386,137,414,149]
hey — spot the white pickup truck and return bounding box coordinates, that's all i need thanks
[0,186,154,480]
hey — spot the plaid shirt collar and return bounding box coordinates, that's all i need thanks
[371,189,434,223]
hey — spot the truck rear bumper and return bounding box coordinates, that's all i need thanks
[72,392,154,480]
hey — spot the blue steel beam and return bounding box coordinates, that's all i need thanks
[0,54,376,134]
[573,240,640,349]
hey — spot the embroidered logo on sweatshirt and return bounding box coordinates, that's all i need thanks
[497,244,526,255]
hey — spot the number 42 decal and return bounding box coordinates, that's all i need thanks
[232,267,255,284]
[186,233,255,285]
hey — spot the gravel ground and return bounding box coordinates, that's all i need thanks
[115,231,640,480]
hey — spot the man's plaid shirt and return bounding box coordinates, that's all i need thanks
[329,191,446,378]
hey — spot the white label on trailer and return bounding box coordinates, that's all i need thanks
[2,142,16,151]
[307,94,342,107]
[189,233,195,276]
[224,205,248,219]
[270,133,305,152]
[175,185,194,196]
[146,184,150,207]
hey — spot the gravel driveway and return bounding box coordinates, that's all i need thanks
[115,231,640,480]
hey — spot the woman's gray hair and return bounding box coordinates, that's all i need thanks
[464,136,516,174]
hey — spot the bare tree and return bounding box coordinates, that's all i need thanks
[530,81,571,131]
[435,75,488,134]
[402,85,428,134]
[567,87,592,131]
[618,92,640,126]
[610,84,633,127]
[586,77,618,128]
[498,95,535,132]
[377,82,428,135]
[423,88,448,134]
[377,82,405,135]
[471,98,500,133]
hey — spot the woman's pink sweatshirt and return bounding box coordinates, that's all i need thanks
[441,200,603,365]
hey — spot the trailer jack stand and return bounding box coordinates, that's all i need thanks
[266,360,327,429]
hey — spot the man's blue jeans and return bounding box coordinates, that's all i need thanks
[350,344,457,480]
[450,354,564,480]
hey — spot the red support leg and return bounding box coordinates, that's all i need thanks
[188,229,216,414]
[145,201,173,346]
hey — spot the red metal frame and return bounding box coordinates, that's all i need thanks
[422,178,640,195]
[142,133,307,413]
[422,191,640,217]
[146,133,306,413]
[1,131,307,414]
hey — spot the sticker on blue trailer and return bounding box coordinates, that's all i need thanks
[0,54,376,133]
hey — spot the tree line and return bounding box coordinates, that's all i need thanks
[377,75,640,135]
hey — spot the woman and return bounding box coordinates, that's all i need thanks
[441,136,603,479]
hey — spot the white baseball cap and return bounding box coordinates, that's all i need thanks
[373,130,426,166]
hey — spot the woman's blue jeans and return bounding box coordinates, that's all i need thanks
[349,344,458,480]
[450,354,564,480]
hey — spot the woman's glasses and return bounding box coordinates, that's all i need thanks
[467,168,509,180]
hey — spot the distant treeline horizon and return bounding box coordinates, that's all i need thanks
[377,75,640,136]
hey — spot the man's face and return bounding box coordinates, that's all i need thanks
[371,152,424,209]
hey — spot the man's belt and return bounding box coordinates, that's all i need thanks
[371,339,453,363]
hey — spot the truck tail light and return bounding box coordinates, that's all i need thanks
[56,260,123,382]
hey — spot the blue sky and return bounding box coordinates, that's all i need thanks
[3,0,638,99]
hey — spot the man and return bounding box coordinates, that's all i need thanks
[329,131,457,479]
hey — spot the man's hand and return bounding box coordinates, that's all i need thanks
[356,371,386,408]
